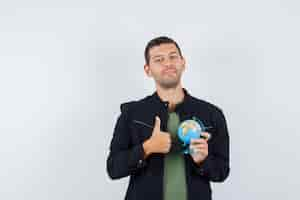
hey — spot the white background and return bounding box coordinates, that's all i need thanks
[0,0,299,199]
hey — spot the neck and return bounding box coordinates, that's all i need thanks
[156,83,185,110]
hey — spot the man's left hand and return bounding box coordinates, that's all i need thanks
[190,132,210,165]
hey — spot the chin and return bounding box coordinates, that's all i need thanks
[159,81,180,89]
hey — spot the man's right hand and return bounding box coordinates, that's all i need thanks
[142,116,171,158]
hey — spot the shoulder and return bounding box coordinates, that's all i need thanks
[189,95,224,114]
[188,95,227,126]
[119,95,152,114]
[189,95,228,130]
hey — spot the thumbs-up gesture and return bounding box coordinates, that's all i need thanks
[142,116,171,158]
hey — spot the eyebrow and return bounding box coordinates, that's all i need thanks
[169,51,179,55]
[151,51,179,59]
[151,55,163,59]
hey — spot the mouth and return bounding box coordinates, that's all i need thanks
[163,68,177,75]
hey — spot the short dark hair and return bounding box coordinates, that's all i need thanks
[144,36,183,64]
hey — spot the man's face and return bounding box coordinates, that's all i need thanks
[144,43,186,89]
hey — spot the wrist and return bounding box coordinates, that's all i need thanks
[191,154,206,166]
[195,156,208,166]
[195,159,204,166]
[142,139,152,158]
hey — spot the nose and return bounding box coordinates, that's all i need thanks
[162,57,172,67]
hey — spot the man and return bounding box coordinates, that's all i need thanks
[106,36,230,200]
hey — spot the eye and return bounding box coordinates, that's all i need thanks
[153,57,163,63]
[170,55,179,60]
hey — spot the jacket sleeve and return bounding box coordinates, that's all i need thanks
[189,108,230,182]
[106,103,147,180]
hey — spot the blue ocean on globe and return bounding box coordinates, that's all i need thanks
[177,118,206,154]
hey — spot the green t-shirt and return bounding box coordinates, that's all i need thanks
[163,111,187,200]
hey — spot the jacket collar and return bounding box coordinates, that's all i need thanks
[151,87,192,111]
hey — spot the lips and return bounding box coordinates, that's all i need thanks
[163,68,177,74]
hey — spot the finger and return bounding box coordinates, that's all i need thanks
[201,132,211,141]
[190,147,206,154]
[191,144,207,149]
[190,147,207,154]
[153,116,161,133]
[166,136,172,144]
[190,147,207,153]
[190,138,206,145]
[161,132,172,141]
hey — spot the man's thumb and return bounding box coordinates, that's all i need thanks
[153,116,161,133]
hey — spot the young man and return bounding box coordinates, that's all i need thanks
[106,36,230,200]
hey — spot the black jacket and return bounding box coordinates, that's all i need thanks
[106,88,230,200]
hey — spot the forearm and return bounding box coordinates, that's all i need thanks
[107,143,146,180]
[190,154,230,182]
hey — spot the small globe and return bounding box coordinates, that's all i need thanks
[177,119,203,146]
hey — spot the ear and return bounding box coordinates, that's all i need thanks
[144,64,152,77]
[182,57,186,71]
